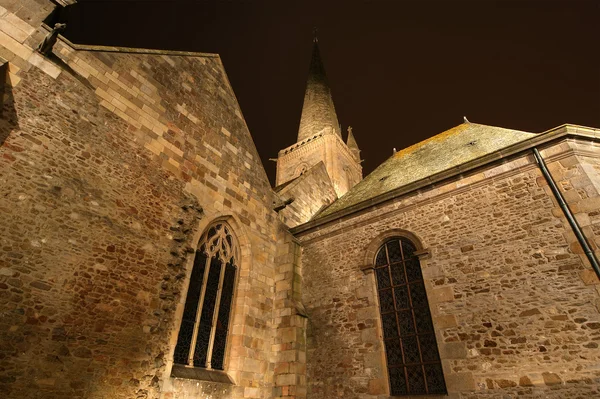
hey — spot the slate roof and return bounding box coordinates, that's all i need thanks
[316,122,538,218]
[296,40,341,142]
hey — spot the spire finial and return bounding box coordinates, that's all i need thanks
[347,126,353,135]
[463,116,470,124]
[313,27,318,42]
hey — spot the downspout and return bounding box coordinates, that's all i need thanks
[533,148,600,280]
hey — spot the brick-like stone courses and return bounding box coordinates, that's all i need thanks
[0,2,62,89]
[277,134,362,199]
[272,228,307,399]
[277,162,337,228]
[0,12,291,399]
[296,141,600,398]
[277,135,329,187]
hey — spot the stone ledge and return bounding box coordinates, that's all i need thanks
[40,23,218,58]
[170,364,235,384]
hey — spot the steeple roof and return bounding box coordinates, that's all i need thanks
[297,39,341,142]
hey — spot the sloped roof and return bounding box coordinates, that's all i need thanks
[316,122,537,218]
[297,40,341,142]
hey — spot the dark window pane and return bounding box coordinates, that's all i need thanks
[389,367,407,396]
[414,307,434,334]
[211,262,236,370]
[397,310,414,336]
[405,258,422,282]
[376,267,391,289]
[419,334,440,362]
[374,239,446,396]
[173,320,195,364]
[193,257,222,367]
[173,251,207,364]
[402,335,421,364]
[207,226,218,239]
[382,313,398,339]
[375,247,387,266]
[407,365,426,394]
[384,339,403,366]
[425,364,447,394]
[394,285,409,310]
[409,282,428,308]
[379,288,395,313]
[390,262,406,285]
[401,239,416,258]
[387,240,402,263]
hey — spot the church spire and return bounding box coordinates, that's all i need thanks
[346,126,360,161]
[296,36,341,142]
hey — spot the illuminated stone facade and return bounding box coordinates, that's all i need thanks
[275,40,362,199]
[294,129,600,398]
[0,2,599,399]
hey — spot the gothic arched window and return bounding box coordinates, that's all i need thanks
[173,222,238,370]
[374,237,446,396]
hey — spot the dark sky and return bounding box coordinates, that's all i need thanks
[63,0,600,185]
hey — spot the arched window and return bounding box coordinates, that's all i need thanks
[173,222,238,370]
[374,237,446,396]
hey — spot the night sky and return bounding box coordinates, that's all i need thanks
[63,0,600,185]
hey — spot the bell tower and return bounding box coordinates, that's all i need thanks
[275,35,362,198]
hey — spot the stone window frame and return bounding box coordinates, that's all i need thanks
[295,163,309,176]
[166,215,249,385]
[362,229,448,397]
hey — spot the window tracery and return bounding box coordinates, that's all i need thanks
[173,222,238,370]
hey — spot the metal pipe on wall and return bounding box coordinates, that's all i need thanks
[533,147,600,280]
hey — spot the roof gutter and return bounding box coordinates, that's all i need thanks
[291,124,600,236]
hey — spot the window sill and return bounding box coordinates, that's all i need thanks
[170,364,235,384]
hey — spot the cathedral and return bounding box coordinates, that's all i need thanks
[1,1,599,399]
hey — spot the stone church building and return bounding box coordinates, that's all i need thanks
[0,1,599,399]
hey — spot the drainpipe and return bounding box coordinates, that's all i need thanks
[533,148,600,280]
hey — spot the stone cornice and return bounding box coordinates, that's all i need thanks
[42,24,218,58]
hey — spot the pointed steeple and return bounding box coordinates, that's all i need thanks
[346,126,360,161]
[297,36,341,142]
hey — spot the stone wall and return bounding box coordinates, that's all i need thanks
[276,133,361,198]
[277,162,337,228]
[0,3,293,398]
[296,138,600,399]
[272,228,307,399]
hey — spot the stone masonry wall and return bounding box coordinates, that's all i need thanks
[277,162,337,228]
[296,138,600,399]
[272,227,307,399]
[0,4,292,399]
[276,133,361,198]
[276,135,329,188]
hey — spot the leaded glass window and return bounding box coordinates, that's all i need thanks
[374,237,446,396]
[173,223,238,370]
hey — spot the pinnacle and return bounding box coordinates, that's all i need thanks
[346,126,360,161]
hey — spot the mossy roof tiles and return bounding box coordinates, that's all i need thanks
[316,122,537,218]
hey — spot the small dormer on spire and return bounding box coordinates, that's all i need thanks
[346,126,360,161]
